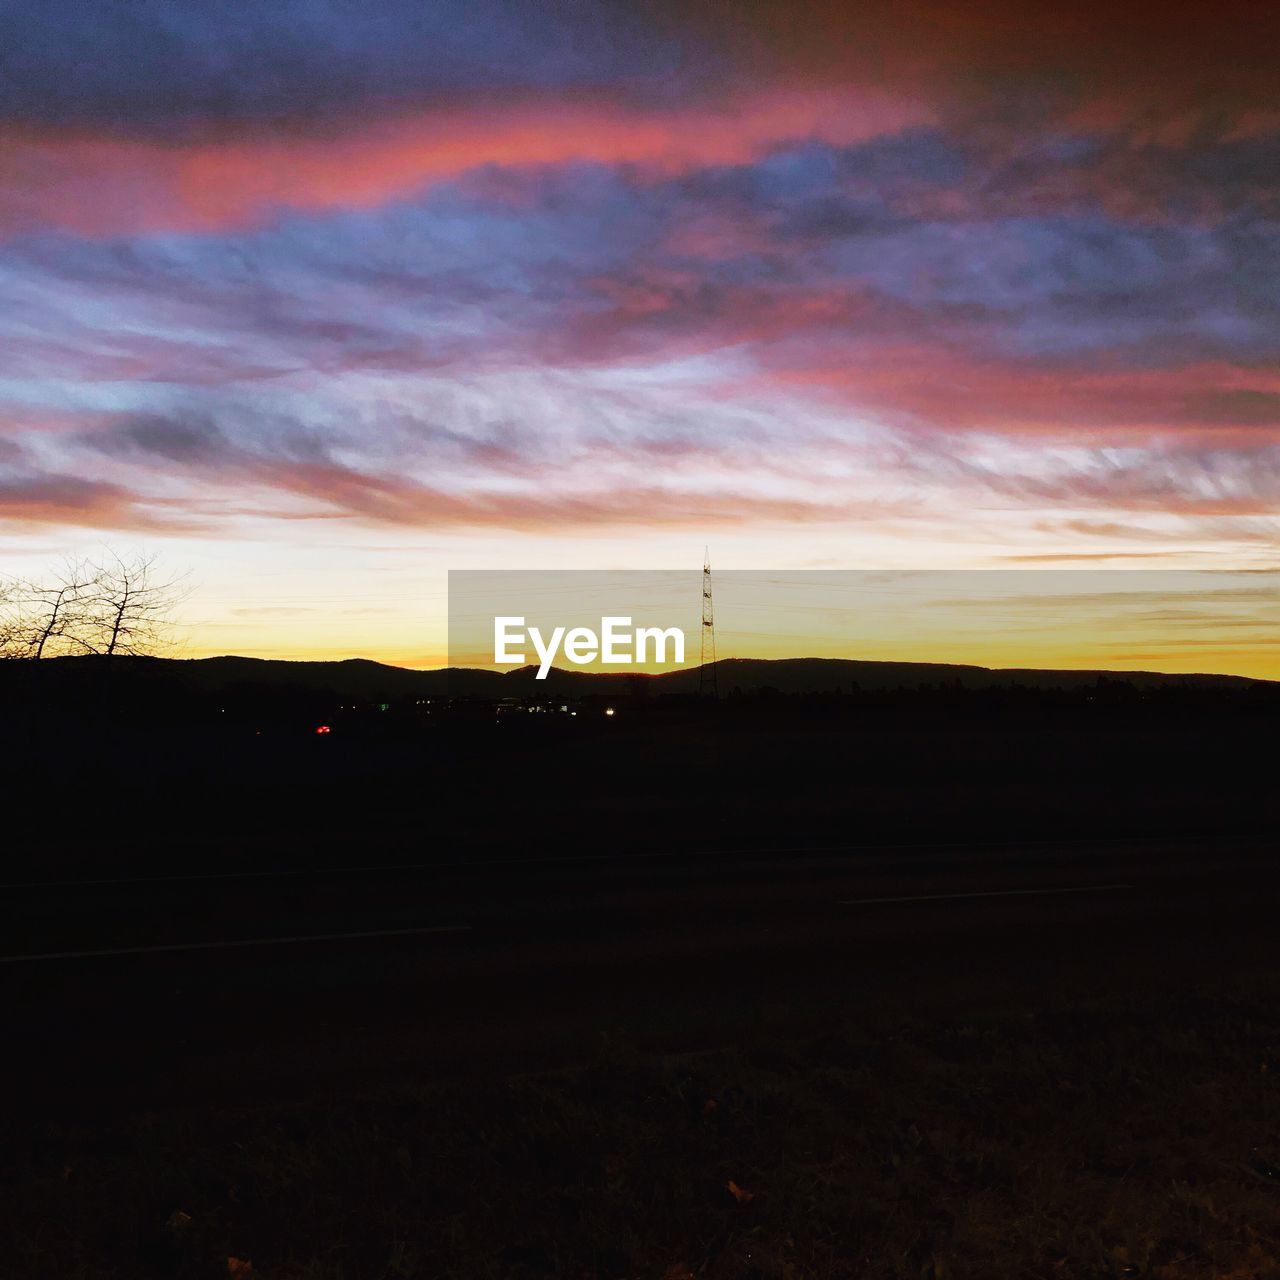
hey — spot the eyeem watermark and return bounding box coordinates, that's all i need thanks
[495,616,685,678]
[450,568,1280,689]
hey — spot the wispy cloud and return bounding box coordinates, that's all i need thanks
[0,0,1275,575]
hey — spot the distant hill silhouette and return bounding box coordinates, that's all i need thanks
[4,652,1269,702]
[508,655,1268,696]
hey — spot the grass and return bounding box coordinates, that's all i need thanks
[6,985,1280,1280]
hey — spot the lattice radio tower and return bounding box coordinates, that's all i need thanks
[698,547,718,698]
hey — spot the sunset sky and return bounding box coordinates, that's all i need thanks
[2,1,1278,666]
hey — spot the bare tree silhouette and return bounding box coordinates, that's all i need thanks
[82,551,187,657]
[0,575,23,658]
[13,557,99,659]
[2,552,186,659]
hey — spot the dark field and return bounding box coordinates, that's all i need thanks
[6,673,1279,878]
[7,981,1280,1279]
[3,673,1279,1278]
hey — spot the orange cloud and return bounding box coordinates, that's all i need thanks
[0,474,189,531]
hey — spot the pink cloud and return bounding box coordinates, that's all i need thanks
[0,88,930,237]
[762,352,1280,439]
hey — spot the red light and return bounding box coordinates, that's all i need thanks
[315,724,331,734]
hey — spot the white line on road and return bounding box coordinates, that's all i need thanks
[0,924,472,964]
[839,883,1134,906]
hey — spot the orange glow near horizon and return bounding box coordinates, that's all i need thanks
[431,570,1280,682]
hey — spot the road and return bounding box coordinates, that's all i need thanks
[4,837,1278,1116]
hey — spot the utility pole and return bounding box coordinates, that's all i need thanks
[698,548,718,698]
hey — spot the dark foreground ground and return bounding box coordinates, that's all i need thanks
[4,835,1280,1279]
[8,980,1280,1280]
[3,702,1279,1278]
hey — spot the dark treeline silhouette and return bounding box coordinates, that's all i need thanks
[2,650,1272,714]
[2,653,1275,880]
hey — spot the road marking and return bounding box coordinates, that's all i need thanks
[0,924,471,964]
[839,883,1133,906]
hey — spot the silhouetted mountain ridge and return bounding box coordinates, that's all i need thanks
[7,652,1270,700]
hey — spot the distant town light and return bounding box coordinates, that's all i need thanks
[316,724,331,734]
[604,707,615,717]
